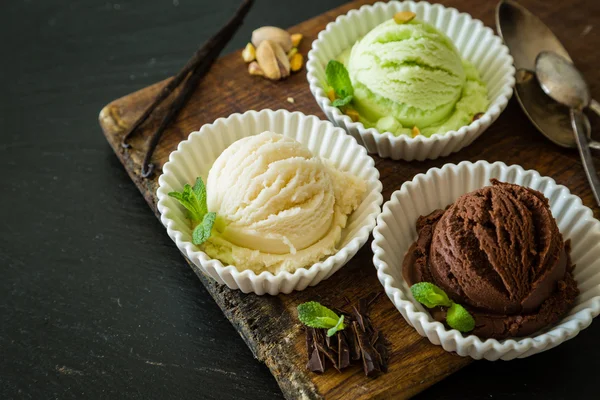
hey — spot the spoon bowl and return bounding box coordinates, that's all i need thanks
[536,51,590,110]
[496,0,596,149]
[535,51,600,206]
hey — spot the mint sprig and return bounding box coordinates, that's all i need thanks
[410,282,475,333]
[332,95,353,107]
[446,303,475,333]
[192,211,216,245]
[327,315,345,337]
[410,282,452,308]
[168,177,216,246]
[297,301,346,337]
[326,60,354,106]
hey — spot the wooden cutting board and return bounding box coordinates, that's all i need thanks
[98,0,600,398]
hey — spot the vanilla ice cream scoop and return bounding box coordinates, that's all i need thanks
[204,131,366,273]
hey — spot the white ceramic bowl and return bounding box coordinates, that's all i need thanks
[157,109,383,295]
[307,1,515,161]
[372,161,600,360]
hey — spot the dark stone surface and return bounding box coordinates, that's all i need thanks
[0,0,597,399]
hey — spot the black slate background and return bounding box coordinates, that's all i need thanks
[1,0,597,399]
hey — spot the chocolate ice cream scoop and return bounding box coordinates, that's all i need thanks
[403,179,578,339]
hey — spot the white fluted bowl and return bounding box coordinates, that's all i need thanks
[157,109,383,295]
[372,161,600,360]
[307,1,515,161]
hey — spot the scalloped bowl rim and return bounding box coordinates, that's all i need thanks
[156,109,383,286]
[306,0,516,144]
[372,160,600,359]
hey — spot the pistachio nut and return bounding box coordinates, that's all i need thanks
[248,61,264,76]
[242,43,256,63]
[290,52,303,72]
[251,26,293,53]
[394,11,416,24]
[256,40,290,80]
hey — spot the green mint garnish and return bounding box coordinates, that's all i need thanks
[332,95,353,107]
[297,301,346,337]
[192,212,216,246]
[410,282,452,308]
[446,303,476,333]
[327,315,345,337]
[410,282,475,333]
[326,60,354,105]
[169,177,216,246]
[192,176,208,213]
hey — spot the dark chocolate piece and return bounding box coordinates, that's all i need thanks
[337,332,351,369]
[353,321,381,377]
[302,293,390,376]
[325,331,337,351]
[306,328,326,373]
[370,329,380,346]
[307,347,326,373]
[375,343,389,373]
[352,305,366,331]
[306,327,314,355]
[343,329,361,361]
[316,339,340,371]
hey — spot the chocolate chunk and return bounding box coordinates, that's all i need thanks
[306,327,315,355]
[325,333,339,355]
[307,346,326,373]
[306,329,326,373]
[303,295,390,376]
[370,329,380,346]
[316,339,340,371]
[325,332,333,350]
[352,305,366,331]
[353,321,381,377]
[337,332,351,369]
[375,342,389,372]
[343,329,361,361]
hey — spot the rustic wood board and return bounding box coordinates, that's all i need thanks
[98,0,600,398]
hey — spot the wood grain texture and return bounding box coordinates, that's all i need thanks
[98,0,600,399]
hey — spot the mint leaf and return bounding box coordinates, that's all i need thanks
[297,301,343,330]
[326,315,345,337]
[192,212,216,245]
[169,177,217,245]
[446,303,475,333]
[326,60,354,99]
[169,185,203,222]
[410,282,452,308]
[411,283,475,333]
[192,177,208,215]
[184,183,204,221]
[332,95,353,107]
[168,191,185,202]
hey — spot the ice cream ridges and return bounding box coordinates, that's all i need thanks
[203,131,366,274]
[330,16,489,137]
[403,180,578,339]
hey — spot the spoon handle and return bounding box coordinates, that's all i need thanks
[571,108,600,206]
[585,101,600,151]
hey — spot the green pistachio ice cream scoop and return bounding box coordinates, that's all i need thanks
[346,19,489,137]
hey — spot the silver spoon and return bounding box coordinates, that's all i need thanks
[536,51,600,206]
[496,0,600,150]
